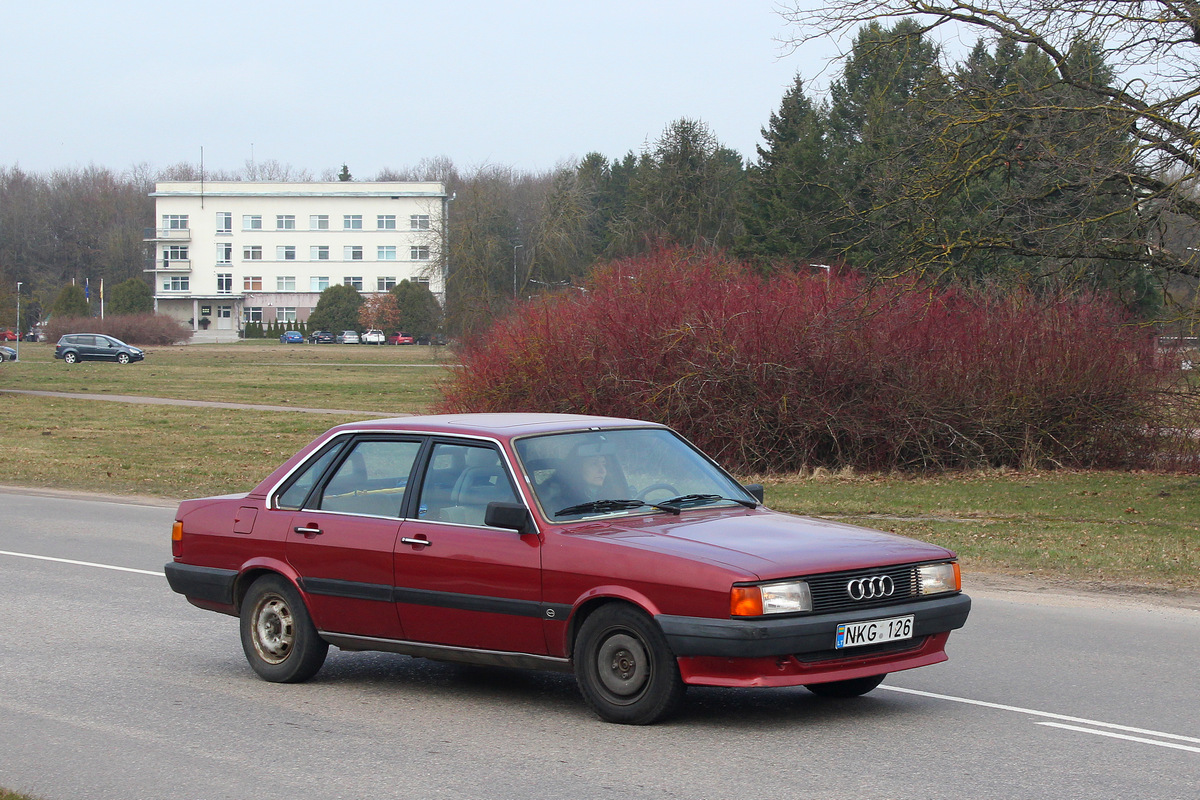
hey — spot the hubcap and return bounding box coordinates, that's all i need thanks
[253,595,295,664]
[596,632,649,700]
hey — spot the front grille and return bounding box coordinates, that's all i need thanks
[806,563,921,614]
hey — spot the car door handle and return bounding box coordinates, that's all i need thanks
[294,525,323,538]
[399,537,430,548]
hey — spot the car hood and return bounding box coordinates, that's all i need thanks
[565,509,955,580]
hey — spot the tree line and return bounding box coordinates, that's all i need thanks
[4,6,1200,335]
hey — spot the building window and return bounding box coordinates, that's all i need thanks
[410,245,430,260]
[163,245,189,261]
[164,276,189,291]
[244,306,263,322]
[410,214,430,230]
[311,245,329,260]
[217,273,233,294]
[377,215,397,230]
[344,277,363,291]
[310,276,330,292]
[244,276,263,291]
[310,215,329,230]
[277,245,297,260]
[243,245,262,260]
[216,212,232,233]
[344,246,363,261]
[276,215,296,230]
[378,245,397,260]
[377,276,397,291]
[412,277,431,288]
[162,214,188,230]
[217,243,232,264]
[243,215,262,231]
[277,307,298,323]
[343,215,363,230]
[277,276,297,292]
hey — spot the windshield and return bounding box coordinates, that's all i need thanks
[514,427,755,521]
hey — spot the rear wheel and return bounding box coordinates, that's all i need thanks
[574,604,685,724]
[805,674,886,698]
[239,574,328,683]
[63,351,78,364]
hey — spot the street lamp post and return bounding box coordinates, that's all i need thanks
[513,243,523,300]
[15,282,21,361]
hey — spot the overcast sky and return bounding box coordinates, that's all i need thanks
[2,1,854,178]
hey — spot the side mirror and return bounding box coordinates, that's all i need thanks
[743,483,765,505]
[484,501,534,534]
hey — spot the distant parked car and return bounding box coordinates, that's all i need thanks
[337,330,360,344]
[279,331,305,344]
[0,330,16,342]
[54,333,144,364]
[388,332,415,345]
[308,330,335,344]
[0,345,16,362]
[361,329,386,345]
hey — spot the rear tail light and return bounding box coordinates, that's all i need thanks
[172,521,183,558]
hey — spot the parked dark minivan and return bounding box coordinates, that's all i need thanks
[54,333,145,364]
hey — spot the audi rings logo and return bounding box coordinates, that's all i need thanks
[846,575,895,601]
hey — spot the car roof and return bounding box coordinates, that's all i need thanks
[323,412,665,440]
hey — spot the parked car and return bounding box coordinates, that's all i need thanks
[54,333,144,364]
[308,330,335,344]
[361,329,386,345]
[0,345,16,362]
[279,330,305,344]
[165,413,970,725]
[337,330,360,344]
[0,330,16,341]
[387,331,415,345]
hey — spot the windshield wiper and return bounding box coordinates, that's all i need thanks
[659,493,758,510]
[555,499,681,517]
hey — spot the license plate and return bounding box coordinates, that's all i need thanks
[835,615,914,649]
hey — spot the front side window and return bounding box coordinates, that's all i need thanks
[417,443,518,526]
[344,215,363,230]
[243,215,262,231]
[277,276,296,292]
[277,215,296,230]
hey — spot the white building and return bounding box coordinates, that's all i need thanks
[145,181,448,334]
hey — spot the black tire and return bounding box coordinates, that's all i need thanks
[805,674,886,698]
[239,574,328,683]
[116,352,130,364]
[63,351,78,364]
[574,604,685,724]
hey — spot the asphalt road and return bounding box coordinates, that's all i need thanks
[2,488,1198,800]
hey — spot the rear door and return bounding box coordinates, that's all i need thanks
[280,436,423,639]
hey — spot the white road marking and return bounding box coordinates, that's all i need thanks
[0,549,164,577]
[1036,723,1200,754]
[882,685,1200,750]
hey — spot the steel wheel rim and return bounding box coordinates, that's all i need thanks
[595,631,650,703]
[252,594,295,664]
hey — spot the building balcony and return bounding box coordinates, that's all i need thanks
[143,227,192,242]
[144,260,192,272]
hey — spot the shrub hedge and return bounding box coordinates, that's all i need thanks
[45,314,192,346]
[439,248,1194,473]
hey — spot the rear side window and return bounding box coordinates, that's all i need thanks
[275,441,347,510]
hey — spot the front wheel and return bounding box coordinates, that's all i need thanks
[116,352,130,364]
[240,574,328,683]
[805,674,886,698]
[574,604,685,724]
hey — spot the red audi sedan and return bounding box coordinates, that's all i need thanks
[166,413,970,724]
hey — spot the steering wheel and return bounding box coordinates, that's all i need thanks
[636,483,680,502]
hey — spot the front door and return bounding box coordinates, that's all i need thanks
[216,305,233,330]
[392,441,546,655]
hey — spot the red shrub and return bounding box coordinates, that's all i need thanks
[439,248,1184,472]
[46,314,192,346]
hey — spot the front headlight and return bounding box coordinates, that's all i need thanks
[730,580,812,616]
[917,562,961,595]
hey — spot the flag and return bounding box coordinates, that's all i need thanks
[85,278,90,301]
